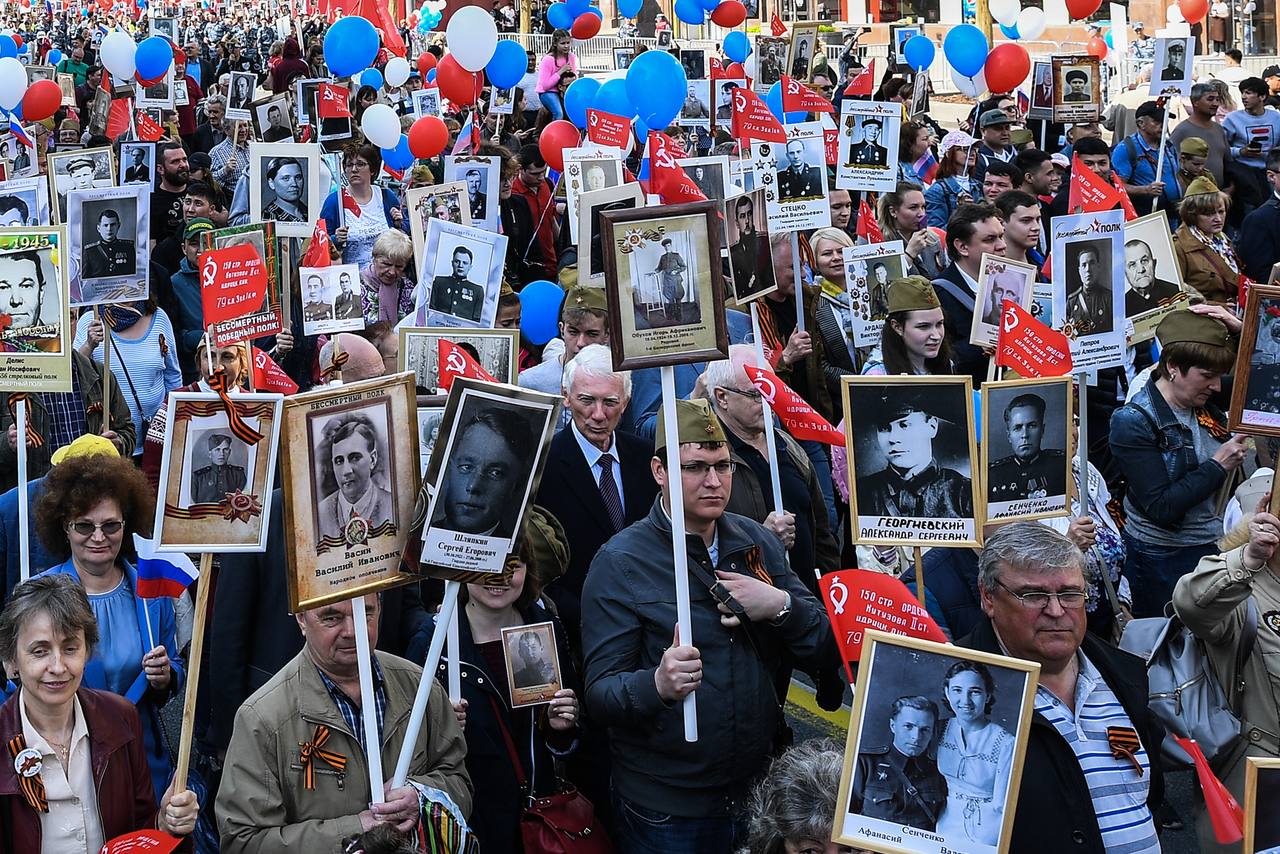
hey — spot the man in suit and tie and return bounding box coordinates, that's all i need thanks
[465,168,487,223]
[778,139,823,200]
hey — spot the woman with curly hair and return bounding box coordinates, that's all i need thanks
[35,452,183,802]
[740,738,867,854]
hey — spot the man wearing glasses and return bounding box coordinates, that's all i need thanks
[961,522,1163,854]
[580,398,839,854]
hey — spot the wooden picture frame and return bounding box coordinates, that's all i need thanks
[834,631,1039,854]
[980,376,1073,524]
[788,22,821,82]
[1245,757,1280,854]
[599,201,730,372]
[841,375,981,547]
[398,326,521,393]
[281,372,420,612]
[1230,283,1280,437]
[152,392,285,553]
[503,621,563,707]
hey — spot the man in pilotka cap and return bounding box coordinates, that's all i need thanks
[580,399,838,854]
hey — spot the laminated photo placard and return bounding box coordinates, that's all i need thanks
[756,122,831,233]
[1050,209,1125,372]
[837,100,900,194]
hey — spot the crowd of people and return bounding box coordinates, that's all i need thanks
[0,5,1278,854]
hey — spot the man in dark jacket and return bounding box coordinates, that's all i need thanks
[1239,147,1280,283]
[960,522,1163,854]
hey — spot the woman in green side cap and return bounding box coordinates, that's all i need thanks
[860,275,954,377]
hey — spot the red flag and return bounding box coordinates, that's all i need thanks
[770,12,786,35]
[824,127,839,165]
[99,829,183,854]
[1040,252,1052,280]
[1067,153,1123,214]
[438,339,496,391]
[856,198,883,243]
[1112,175,1139,222]
[996,300,1074,377]
[843,59,875,97]
[745,365,845,445]
[350,0,405,56]
[1172,736,1243,843]
[731,87,787,143]
[252,346,299,394]
[781,75,834,114]
[648,131,707,203]
[134,110,164,141]
[709,57,722,73]
[587,109,631,149]
[301,220,332,268]
[317,83,351,119]
[340,187,362,220]
[818,569,949,682]
[105,94,131,139]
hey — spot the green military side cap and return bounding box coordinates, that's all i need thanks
[887,276,940,314]
[1185,174,1220,197]
[1179,137,1210,157]
[1155,309,1230,349]
[525,505,570,584]
[655,398,728,451]
[563,284,608,314]
[1010,128,1034,146]
[184,218,215,241]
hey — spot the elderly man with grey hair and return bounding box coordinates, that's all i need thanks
[959,521,1164,854]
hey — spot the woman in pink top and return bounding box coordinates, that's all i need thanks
[537,28,577,122]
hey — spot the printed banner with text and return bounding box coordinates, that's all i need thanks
[818,569,948,681]
[199,244,282,347]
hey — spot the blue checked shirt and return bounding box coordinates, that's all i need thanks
[316,657,388,755]
[43,364,88,454]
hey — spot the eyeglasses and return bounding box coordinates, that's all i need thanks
[720,385,762,402]
[679,461,736,478]
[68,520,124,537]
[996,580,1087,610]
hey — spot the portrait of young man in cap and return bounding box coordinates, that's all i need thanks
[1063,68,1092,102]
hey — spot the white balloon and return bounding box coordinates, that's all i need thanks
[446,7,498,73]
[385,56,411,88]
[0,58,25,111]
[99,31,137,80]
[1016,7,1047,40]
[360,103,401,149]
[953,68,988,98]
[990,0,1022,28]
[1167,4,1185,22]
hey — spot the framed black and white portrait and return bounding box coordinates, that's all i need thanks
[711,78,744,133]
[25,65,54,87]
[248,142,321,238]
[502,621,563,707]
[252,94,296,142]
[656,29,672,47]
[1149,37,1194,97]
[680,48,705,80]
[789,23,820,81]
[0,176,50,226]
[413,218,506,330]
[677,79,711,128]
[0,229,72,390]
[844,240,905,345]
[1246,759,1280,854]
[723,188,777,304]
[399,326,521,393]
[614,47,634,70]
[754,36,789,95]
[1123,211,1187,341]
[152,391,284,553]
[444,155,501,234]
[1029,61,1054,119]
[837,99,901,193]
[0,135,34,181]
[416,396,447,477]
[577,182,644,284]
[980,376,1072,523]
[835,631,1038,854]
[300,263,365,336]
[150,17,178,41]
[407,181,473,265]
[756,123,831,231]
[1051,54,1101,124]
[295,77,327,128]
[678,155,731,229]
[47,146,114,225]
[66,183,149,308]
[888,23,920,72]
[119,141,155,188]
[413,88,442,119]
[600,201,730,370]
[1050,210,1125,371]
[1230,284,1280,436]
[564,148,623,243]
[841,375,980,547]
[970,254,1038,349]
[135,67,174,110]
[227,71,257,121]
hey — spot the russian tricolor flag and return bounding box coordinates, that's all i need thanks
[9,120,33,149]
[133,534,200,599]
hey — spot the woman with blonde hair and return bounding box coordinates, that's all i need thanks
[362,230,415,325]
[1174,176,1240,306]
[877,181,947,279]
[810,227,857,418]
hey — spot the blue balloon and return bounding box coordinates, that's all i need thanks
[902,34,935,71]
[46,49,61,66]
[426,68,437,83]
[382,134,414,171]
[519,280,565,346]
[633,116,650,141]
[723,30,749,64]
[943,24,988,79]
[765,81,806,123]
[564,76,600,128]
[618,0,642,16]
[361,67,384,90]
[1104,28,1114,48]
[698,0,720,11]
[565,0,590,17]
[486,39,527,89]
[135,36,174,80]
[625,48,686,130]
[546,2,574,29]
[0,36,16,60]
[1000,22,1020,39]
[674,0,705,24]
[586,6,603,18]
[593,77,635,119]
[324,16,380,78]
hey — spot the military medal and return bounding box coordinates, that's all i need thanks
[14,747,41,778]
[344,515,369,547]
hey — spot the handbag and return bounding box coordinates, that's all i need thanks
[490,695,615,854]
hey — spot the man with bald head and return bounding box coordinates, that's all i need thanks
[1123,238,1181,316]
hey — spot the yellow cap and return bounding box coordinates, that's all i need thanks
[50,434,120,466]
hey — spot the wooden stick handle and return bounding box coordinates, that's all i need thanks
[914,547,925,608]
[172,552,213,793]
[100,305,111,436]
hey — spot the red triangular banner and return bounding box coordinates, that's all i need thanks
[843,59,875,97]
[856,199,883,243]
[648,131,708,203]
[996,300,1074,377]
[770,12,787,35]
[732,87,787,143]
[781,75,834,114]
[745,365,845,445]
[1068,153,1123,214]
[301,220,332,268]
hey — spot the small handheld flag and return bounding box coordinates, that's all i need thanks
[133,534,200,600]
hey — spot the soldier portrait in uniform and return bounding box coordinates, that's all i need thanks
[430,245,486,322]
[776,138,824,201]
[76,194,142,291]
[836,633,1038,854]
[312,406,397,555]
[714,80,741,123]
[49,147,113,224]
[189,431,249,504]
[503,621,564,706]
[982,377,1071,522]
[1122,215,1185,328]
[843,376,979,545]
[301,263,364,336]
[445,155,501,234]
[725,190,777,303]
[334,269,361,319]
[255,98,296,142]
[1158,37,1189,82]
[302,273,333,323]
[755,37,788,92]
[971,254,1038,349]
[680,49,705,80]
[679,81,711,124]
[844,116,889,168]
[416,218,505,329]
[1065,238,1113,335]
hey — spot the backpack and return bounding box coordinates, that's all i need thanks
[1118,599,1257,770]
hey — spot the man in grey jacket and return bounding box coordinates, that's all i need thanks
[580,399,839,854]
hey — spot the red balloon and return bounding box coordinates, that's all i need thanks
[135,71,165,87]
[418,51,437,75]
[983,43,1031,96]
[21,79,60,122]
[408,115,448,159]
[723,62,745,77]
[571,13,601,39]
[437,53,479,105]
[710,0,746,27]
[1063,0,1102,19]
[1086,37,1108,58]
[11,34,22,50]
[539,120,580,172]
[1178,0,1209,23]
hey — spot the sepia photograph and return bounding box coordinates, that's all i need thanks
[577,182,644,283]
[398,326,520,393]
[971,254,1038,349]
[980,376,1072,523]
[248,142,321,238]
[724,188,777,304]
[502,621,563,707]
[445,155,502,234]
[1051,54,1101,124]
[835,632,1038,854]
[67,183,149,307]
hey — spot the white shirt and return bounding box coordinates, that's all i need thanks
[20,695,104,854]
[571,420,624,517]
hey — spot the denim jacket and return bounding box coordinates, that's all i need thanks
[1110,381,1228,531]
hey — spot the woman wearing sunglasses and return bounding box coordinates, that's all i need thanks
[34,451,183,803]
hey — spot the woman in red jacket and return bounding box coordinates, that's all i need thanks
[0,575,199,850]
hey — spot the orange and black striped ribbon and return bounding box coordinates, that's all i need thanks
[7,735,48,813]
[299,724,346,789]
[208,369,263,446]
[1196,407,1230,440]
[86,402,103,416]
[320,350,349,383]
[743,546,773,585]
[7,394,43,450]
[1107,726,1144,776]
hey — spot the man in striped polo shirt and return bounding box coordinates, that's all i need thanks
[964,522,1163,854]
